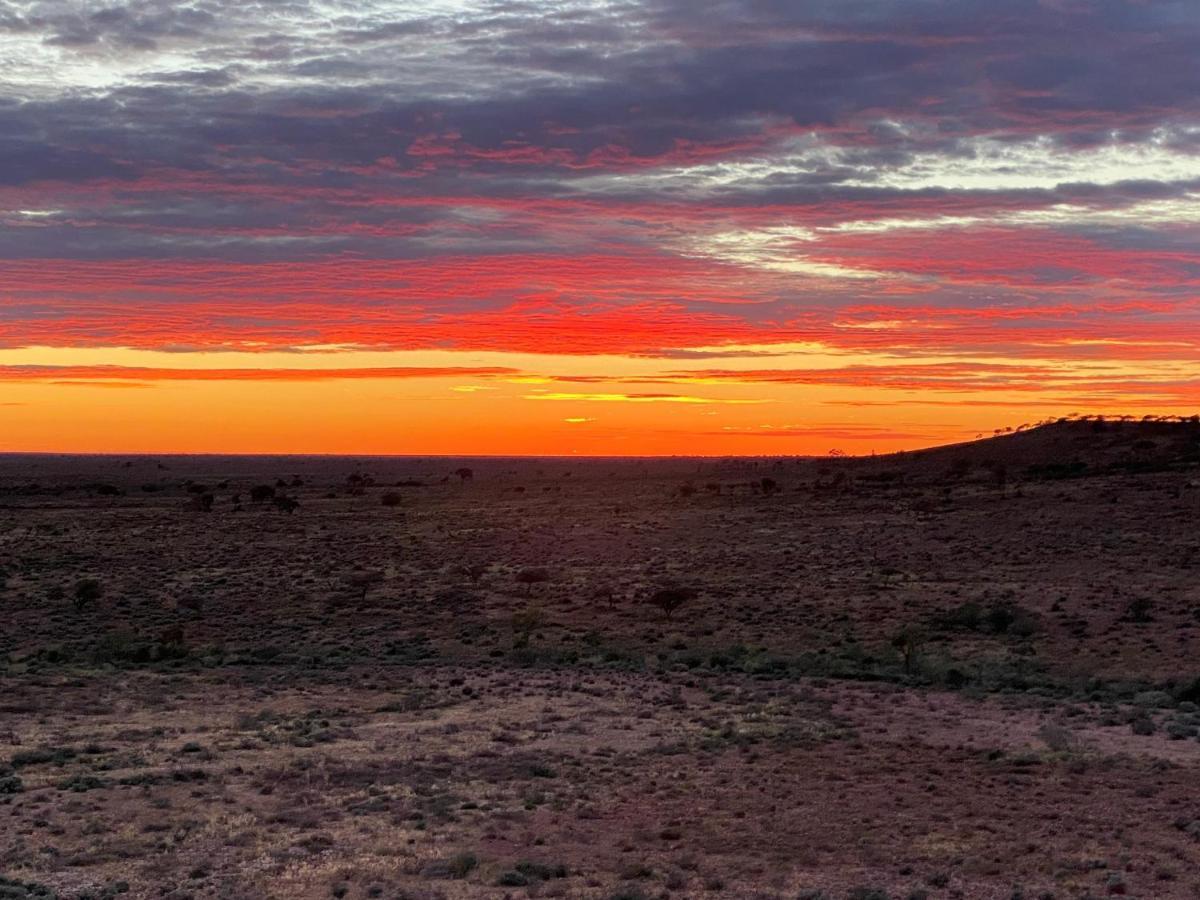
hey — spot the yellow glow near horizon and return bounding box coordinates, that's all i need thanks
[2,338,1195,455]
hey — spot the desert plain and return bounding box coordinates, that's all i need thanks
[2,418,1200,900]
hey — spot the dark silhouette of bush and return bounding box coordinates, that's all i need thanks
[511,606,545,648]
[934,601,1037,637]
[455,467,474,482]
[890,625,927,674]
[1122,598,1154,623]
[272,495,299,514]
[380,491,402,507]
[591,583,617,607]
[760,476,779,495]
[249,484,275,503]
[178,595,204,616]
[648,586,697,620]
[72,578,103,611]
[347,570,385,602]
[460,562,489,584]
[515,567,550,594]
[1173,677,1200,704]
[424,853,478,879]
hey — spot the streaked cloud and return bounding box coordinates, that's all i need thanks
[2,0,1198,452]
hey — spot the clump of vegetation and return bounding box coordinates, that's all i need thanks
[514,861,567,880]
[648,586,697,620]
[1121,598,1154,623]
[345,569,385,602]
[423,852,479,879]
[0,876,59,899]
[512,606,545,649]
[380,491,402,507]
[890,625,927,674]
[515,567,550,594]
[459,561,490,584]
[72,578,103,611]
[92,629,189,666]
[933,601,1039,637]
[249,484,276,502]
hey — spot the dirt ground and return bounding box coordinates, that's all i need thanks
[2,421,1200,899]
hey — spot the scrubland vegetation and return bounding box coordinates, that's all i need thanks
[2,418,1200,898]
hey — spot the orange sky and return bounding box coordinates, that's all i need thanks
[2,2,1198,454]
[3,345,1196,455]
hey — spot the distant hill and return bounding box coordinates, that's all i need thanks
[844,416,1200,483]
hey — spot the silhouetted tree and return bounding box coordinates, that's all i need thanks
[648,586,697,620]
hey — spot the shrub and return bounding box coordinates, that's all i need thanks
[1122,598,1154,623]
[514,861,567,880]
[72,578,103,611]
[423,852,478,879]
[1174,677,1200,704]
[515,567,550,593]
[847,889,891,900]
[380,491,402,507]
[0,876,58,899]
[460,562,489,584]
[934,601,982,631]
[511,606,545,649]
[249,484,276,503]
[346,570,385,602]
[890,625,927,674]
[648,586,697,620]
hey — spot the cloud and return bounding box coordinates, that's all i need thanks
[1,0,1198,423]
[0,364,521,382]
[523,391,771,404]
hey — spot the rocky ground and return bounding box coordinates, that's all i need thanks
[2,419,1199,899]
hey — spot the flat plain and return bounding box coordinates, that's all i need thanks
[2,419,1200,900]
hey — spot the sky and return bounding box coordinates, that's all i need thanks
[1,0,1198,455]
